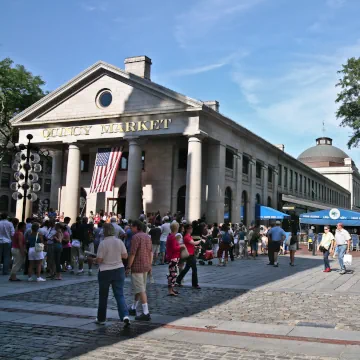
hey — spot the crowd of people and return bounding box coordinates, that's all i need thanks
[0,208,354,328]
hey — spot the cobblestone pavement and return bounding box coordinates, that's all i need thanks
[3,280,360,331]
[0,322,340,360]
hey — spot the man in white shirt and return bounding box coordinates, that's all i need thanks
[0,213,15,275]
[111,217,125,239]
[334,223,351,274]
[335,223,351,275]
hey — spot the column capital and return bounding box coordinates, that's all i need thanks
[186,130,208,141]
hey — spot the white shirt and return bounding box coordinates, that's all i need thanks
[160,222,171,242]
[97,236,127,272]
[46,227,57,245]
[0,220,15,244]
[111,222,125,238]
[335,229,351,246]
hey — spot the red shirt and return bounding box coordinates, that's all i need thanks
[166,233,181,261]
[130,231,152,273]
[184,233,195,256]
[12,230,25,249]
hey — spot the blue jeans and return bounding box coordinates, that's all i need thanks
[0,243,11,275]
[97,267,128,322]
[323,249,330,270]
[337,244,347,271]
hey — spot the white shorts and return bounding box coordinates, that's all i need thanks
[28,247,44,261]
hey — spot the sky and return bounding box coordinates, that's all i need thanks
[1,0,360,164]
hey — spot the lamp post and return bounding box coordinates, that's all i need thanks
[11,134,42,222]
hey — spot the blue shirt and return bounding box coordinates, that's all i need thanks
[267,226,286,242]
[125,229,133,252]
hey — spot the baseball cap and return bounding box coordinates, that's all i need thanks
[122,219,128,224]
[275,220,281,225]
[163,216,169,221]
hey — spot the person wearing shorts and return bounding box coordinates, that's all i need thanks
[126,220,153,321]
[27,223,46,282]
[267,221,286,267]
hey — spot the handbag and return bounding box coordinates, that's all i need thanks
[35,233,44,253]
[344,254,352,266]
[180,246,189,259]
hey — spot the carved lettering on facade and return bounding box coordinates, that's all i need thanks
[42,119,172,140]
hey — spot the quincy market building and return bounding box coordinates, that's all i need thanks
[10,56,351,224]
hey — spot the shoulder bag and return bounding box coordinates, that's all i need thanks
[35,233,44,253]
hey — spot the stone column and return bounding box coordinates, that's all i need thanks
[263,164,268,206]
[50,150,62,211]
[249,158,257,225]
[206,142,225,224]
[273,168,279,210]
[63,144,81,222]
[233,152,243,223]
[125,139,142,220]
[170,144,179,215]
[185,136,202,222]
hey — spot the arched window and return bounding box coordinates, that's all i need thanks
[267,196,272,207]
[177,185,186,215]
[0,195,9,212]
[224,187,232,223]
[256,193,261,205]
[241,191,248,225]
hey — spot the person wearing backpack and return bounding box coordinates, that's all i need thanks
[217,223,233,266]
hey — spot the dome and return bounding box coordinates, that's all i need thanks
[298,137,349,168]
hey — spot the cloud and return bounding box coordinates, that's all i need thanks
[166,51,248,77]
[81,3,107,12]
[326,0,346,8]
[232,40,360,162]
[174,0,265,48]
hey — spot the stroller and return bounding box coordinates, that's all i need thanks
[198,236,214,265]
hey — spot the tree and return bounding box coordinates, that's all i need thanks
[335,57,360,149]
[0,58,48,159]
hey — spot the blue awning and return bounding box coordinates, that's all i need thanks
[300,208,360,226]
[255,204,290,220]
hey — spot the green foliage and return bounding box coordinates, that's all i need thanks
[0,58,48,158]
[335,57,360,148]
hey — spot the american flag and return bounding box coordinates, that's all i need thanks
[89,147,123,193]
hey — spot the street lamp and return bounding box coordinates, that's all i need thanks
[11,134,42,222]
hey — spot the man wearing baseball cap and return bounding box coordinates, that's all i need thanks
[334,223,351,275]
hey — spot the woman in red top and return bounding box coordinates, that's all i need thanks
[166,221,185,296]
[9,222,26,281]
[176,224,203,289]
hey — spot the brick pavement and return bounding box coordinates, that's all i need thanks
[3,280,360,331]
[0,322,340,360]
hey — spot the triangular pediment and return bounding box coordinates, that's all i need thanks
[11,61,203,125]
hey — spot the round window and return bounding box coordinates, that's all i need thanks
[98,91,112,107]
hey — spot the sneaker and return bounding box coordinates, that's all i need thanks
[135,313,151,321]
[323,268,331,273]
[46,274,55,279]
[123,317,131,328]
[340,269,346,275]
[149,276,155,284]
[37,277,46,282]
[95,318,106,325]
[274,264,279,267]
[128,308,136,316]
[77,269,84,275]
[28,277,34,282]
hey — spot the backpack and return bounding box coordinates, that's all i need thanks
[222,231,231,244]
